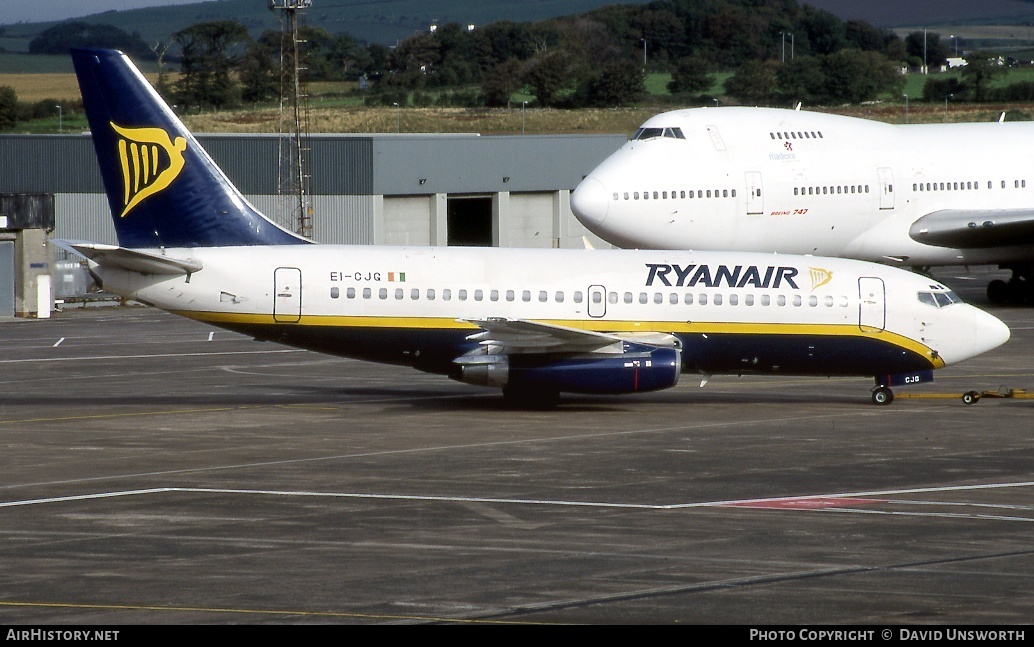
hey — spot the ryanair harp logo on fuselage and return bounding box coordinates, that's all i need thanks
[111,122,187,218]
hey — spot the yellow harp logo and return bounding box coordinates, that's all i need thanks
[111,122,187,218]
[809,267,833,291]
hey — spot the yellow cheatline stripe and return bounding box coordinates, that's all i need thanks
[173,310,943,369]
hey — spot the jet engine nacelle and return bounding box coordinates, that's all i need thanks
[454,346,681,394]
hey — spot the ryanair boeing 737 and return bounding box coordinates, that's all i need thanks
[571,106,1034,304]
[63,50,1010,406]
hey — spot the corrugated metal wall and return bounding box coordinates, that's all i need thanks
[1,133,625,248]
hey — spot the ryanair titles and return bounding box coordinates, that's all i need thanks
[646,263,800,289]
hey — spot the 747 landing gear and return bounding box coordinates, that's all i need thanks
[871,385,894,405]
[987,264,1034,305]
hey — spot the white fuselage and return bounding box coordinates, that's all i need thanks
[92,244,1008,377]
[572,107,1034,267]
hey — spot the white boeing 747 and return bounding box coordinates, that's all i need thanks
[62,50,1009,406]
[571,106,1034,304]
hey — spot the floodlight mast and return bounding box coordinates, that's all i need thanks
[270,0,314,239]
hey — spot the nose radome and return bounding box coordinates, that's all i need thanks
[973,307,1010,357]
[571,176,609,227]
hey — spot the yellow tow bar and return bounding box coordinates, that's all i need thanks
[895,387,1033,405]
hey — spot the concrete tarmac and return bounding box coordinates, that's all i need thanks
[0,269,1032,625]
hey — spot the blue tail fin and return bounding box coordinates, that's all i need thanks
[72,48,309,248]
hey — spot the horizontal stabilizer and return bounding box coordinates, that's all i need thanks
[909,209,1034,248]
[53,240,202,275]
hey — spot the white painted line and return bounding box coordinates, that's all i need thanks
[0,349,305,364]
[208,332,214,342]
[2,481,1032,521]
[52,338,65,347]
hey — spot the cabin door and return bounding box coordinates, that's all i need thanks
[745,172,764,215]
[878,167,895,210]
[858,277,886,332]
[587,284,607,318]
[273,267,302,323]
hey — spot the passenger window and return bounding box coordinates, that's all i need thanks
[713,294,723,305]
[396,288,404,300]
[684,293,693,305]
[777,295,786,306]
[490,290,499,301]
[330,287,339,299]
[363,288,371,299]
[521,290,531,302]
[609,291,618,304]
[474,289,483,301]
[347,287,356,299]
[410,288,419,300]
[555,291,564,303]
[574,291,583,303]
[379,288,387,299]
[427,289,435,300]
[624,292,633,304]
[506,290,515,301]
[639,292,648,304]
[699,294,708,305]
[653,293,663,304]
[458,289,467,300]
[442,289,451,301]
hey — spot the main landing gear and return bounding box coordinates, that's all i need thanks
[987,264,1034,305]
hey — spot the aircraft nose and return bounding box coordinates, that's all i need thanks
[972,307,1011,357]
[571,176,610,227]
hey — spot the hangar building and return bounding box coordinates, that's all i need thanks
[0,132,626,249]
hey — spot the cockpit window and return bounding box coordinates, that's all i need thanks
[917,290,962,307]
[631,127,685,141]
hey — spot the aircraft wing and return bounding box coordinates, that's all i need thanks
[463,318,625,354]
[462,318,681,355]
[52,240,203,275]
[909,209,1034,248]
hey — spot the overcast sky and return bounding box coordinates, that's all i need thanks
[2,0,202,24]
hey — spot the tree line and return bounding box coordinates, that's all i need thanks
[1,0,1031,130]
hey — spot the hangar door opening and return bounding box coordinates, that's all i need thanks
[447,195,493,246]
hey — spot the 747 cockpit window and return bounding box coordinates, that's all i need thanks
[917,290,962,307]
[631,127,685,141]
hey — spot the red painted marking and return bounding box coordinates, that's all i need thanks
[726,497,882,510]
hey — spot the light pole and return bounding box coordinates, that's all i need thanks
[780,31,785,63]
[55,104,62,133]
[903,94,908,124]
[521,101,527,135]
[640,38,647,69]
[393,102,400,133]
[945,93,952,123]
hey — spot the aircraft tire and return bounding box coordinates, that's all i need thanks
[962,390,980,405]
[987,280,1009,305]
[871,386,894,406]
